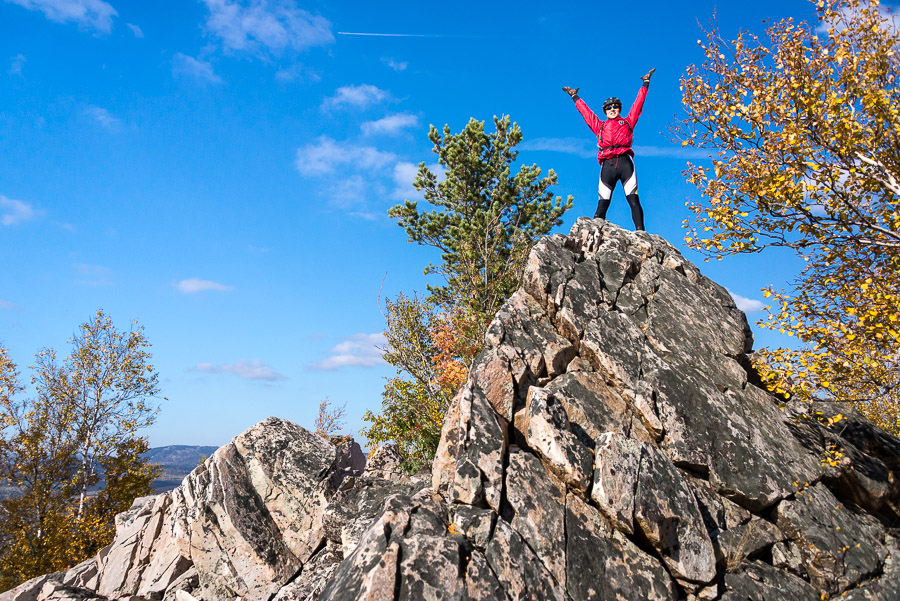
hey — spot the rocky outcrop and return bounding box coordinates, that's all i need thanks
[4,218,899,601]
[3,424,422,601]
[330,218,900,600]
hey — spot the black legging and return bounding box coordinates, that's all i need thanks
[594,154,645,231]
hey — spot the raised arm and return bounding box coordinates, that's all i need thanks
[563,86,601,136]
[625,68,656,128]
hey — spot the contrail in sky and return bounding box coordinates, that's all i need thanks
[337,32,487,39]
[338,32,429,37]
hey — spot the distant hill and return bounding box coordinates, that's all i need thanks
[145,445,219,492]
[0,445,220,501]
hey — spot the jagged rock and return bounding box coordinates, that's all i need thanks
[32,582,103,601]
[361,443,404,480]
[316,491,463,600]
[504,447,568,586]
[432,386,508,511]
[633,441,716,583]
[12,218,900,601]
[522,387,593,491]
[712,518,785,569]
[566,493,676,601]
[721,560,821,600]
[469,348,519,422]
[839,539,900,600]
[652,364,824,511]
[450,505,495,550]
[321,458,428,558]
[782,400,900,521]
[160,568,198,601]
[773,482,889,594]
[687,475,752,536]
[270,542,343,601]
[92,417,367,601]
[1,575,54,601]
[545,370,651,447]
[591,431,641,535]
[485,519,567,601]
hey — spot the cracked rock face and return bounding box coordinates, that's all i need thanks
[370,218,899,601]
[7,218,900,601]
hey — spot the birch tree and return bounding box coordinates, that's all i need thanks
[674,0,900,433]
[0,310,161,590]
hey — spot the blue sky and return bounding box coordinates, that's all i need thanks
[1,0,822,447]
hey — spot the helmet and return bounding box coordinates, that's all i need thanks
[602,97,622,111]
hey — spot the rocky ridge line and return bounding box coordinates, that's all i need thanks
[4,218,899,601]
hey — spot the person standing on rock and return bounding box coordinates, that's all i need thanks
[563,68,655,231]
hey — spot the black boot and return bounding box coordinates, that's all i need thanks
[626,194,645,231]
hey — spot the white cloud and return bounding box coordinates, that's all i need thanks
[275,62,319,83]
[0,299,14,310]
[85,105,120,130]
[321,84,389,111]
[328,174,367,207]
[309,333,386,370]
[361,113,418,136]
[172,53,223,84]
[194,359,287,381]
[519,137,710,160]
[391,161,444,200]
[390,162,423,202]
[324,175,386,219]
[727,289,765,313]
[632,145,710,160]
[520,136,595,158]
[9,54,26,76]
[126,22,143,38]
[175,278,234,293]
[201,0,333,57]
[381,57,407,71]
[0,195,39,225]
[295,135,396,176]
[73,263,113,287]
[5,0,117,33]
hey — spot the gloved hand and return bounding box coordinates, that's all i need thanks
[640,68,656,83]
[562,86,580,99]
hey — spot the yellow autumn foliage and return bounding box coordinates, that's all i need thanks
[675,0,900,434]
[0,311,161,591]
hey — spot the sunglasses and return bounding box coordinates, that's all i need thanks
[606,105,621,111]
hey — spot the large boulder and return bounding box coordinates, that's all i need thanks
[355,218,900,600]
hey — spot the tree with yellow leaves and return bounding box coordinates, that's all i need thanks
[0,310,162,591]
[674,0,900,433]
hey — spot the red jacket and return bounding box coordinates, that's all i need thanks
[575,84,648,162]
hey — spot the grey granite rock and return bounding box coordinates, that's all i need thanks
[432,386,508,511]
[566,493,676,601]
[504,447,568,586]
[485,519,567,601]
[522,387,592,492]
[774,482,889,594]
[14,219,900,601]
[721,560,821,601]
[633,442,716,583]
[591,431,641,535]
